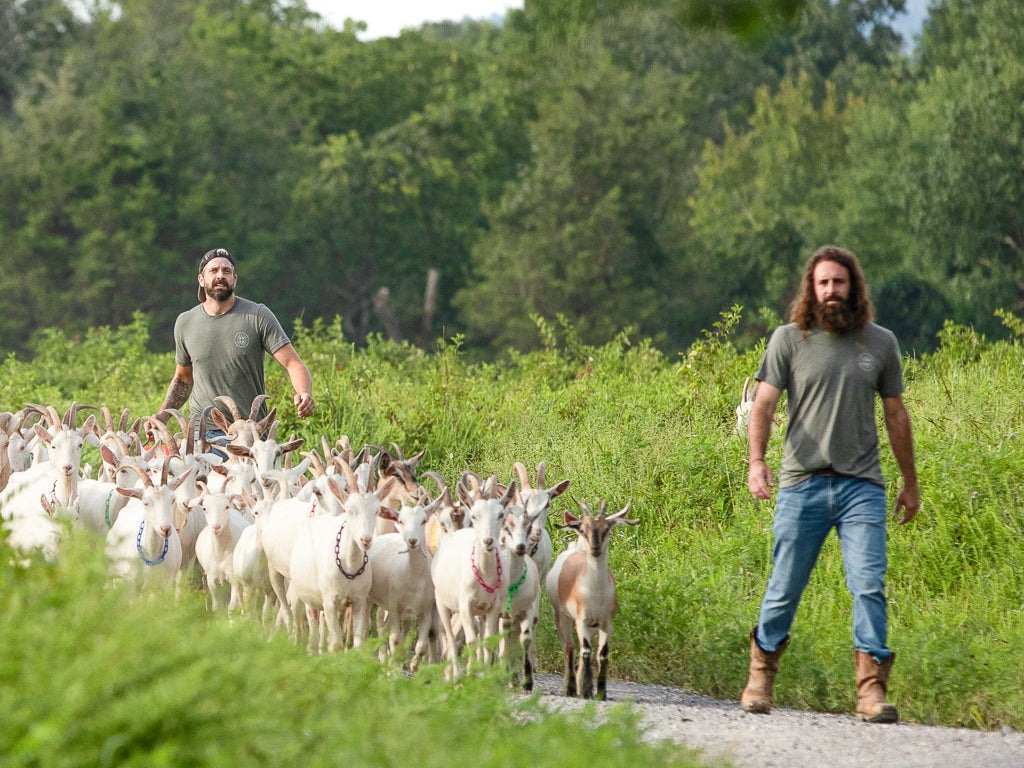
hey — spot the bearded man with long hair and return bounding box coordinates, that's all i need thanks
[740,245,920,723]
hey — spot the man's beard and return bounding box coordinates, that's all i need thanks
[206,282,235,302]
[815,300,856,334]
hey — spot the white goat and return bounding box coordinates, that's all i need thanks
[105,462,192,591]
[261,463,359,636]
[74,445,140,537]
[513,461,570,584]
[286,461,398,653]
[420,470,467,556]
[368,493,443,669]
[0,403,99,522]
[499,498,541,691]
[546,499,638,700]
[192,487,252,614]
[232,485,279,624]
[430,475,516,678]
[735,376,758,437]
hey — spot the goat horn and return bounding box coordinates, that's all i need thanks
[23,403,59,430]
[63,402,96,429]
[335,455,360,493]
[249,394,270,422]
[422,470,449,495]
[536,461,547,489]
[301,449,325,476]
[460,470,483,496]
[389,442,406,461]
[513,462,532,490]
[125,463,154,488]
[147,417,180,458]
[214,396,243,421]
[164,409,189,434]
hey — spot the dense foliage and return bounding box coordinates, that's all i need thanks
[3,0,1022,359]
[2,307,1024,742]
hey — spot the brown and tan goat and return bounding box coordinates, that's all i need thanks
[545,499,638,700]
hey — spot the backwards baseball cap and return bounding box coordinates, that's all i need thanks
[198,248,236,302]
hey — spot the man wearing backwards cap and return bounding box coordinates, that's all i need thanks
[154,248,314,438]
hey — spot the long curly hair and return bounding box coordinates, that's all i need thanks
[789,245,873,332]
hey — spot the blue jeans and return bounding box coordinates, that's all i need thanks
[756,475,891,660]
[196,428,229,461]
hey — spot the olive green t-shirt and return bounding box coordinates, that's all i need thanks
[173,297,290,423]
[756,322,904,488]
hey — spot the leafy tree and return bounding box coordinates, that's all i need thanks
[894,0,1024,331]
[455,28,693,351]
[682,73,852,331]
[0,0,80,115]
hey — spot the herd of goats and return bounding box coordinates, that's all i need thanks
[0,399,639,699]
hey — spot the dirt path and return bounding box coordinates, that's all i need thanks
[532,674,1024,767]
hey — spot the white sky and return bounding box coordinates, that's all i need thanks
[306,0,929,44]
[306,0,524,40]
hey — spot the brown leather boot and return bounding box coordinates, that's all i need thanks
[855,651,899,723]
[741,628,789,713]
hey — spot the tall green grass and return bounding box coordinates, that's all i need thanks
[2,308,1024,732]
[0,537,703,767]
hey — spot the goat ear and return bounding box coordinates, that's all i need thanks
[100,444,118,467]
[277,438,305,456]
[407,449,425,470]
[33,424,53,443]
[375,475,398,501]
[548,478,571,499]
[608,504,640,527]
[378,505,399,522]
[559,509,582,528]
[209,409,232,432]
[225,444,250,459]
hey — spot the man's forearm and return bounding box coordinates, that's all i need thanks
[885,405,918,486]
[160,377,192,412]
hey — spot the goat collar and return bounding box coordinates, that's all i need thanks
[505,563,528,613]
[104,488,116,528]
[470,543,503,593]
[334,523,368,580]
[136,520,169,566]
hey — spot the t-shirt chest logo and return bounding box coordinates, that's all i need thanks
[857,352,876,373]
[233,331,251,349]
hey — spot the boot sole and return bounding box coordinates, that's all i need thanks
[857,709,898,724]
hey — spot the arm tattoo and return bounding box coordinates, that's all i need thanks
[162,378,192,410]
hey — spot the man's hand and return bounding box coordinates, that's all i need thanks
[294,392,314,418]
[892,484,921,525]
[747,459,774,500]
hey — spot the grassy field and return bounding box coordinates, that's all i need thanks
[2,307,1023,765]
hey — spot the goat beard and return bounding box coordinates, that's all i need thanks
[814,300,856,335]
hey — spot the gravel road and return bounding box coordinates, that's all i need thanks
[532,674,1024,767]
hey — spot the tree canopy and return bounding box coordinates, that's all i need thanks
[0,0,1020,358]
